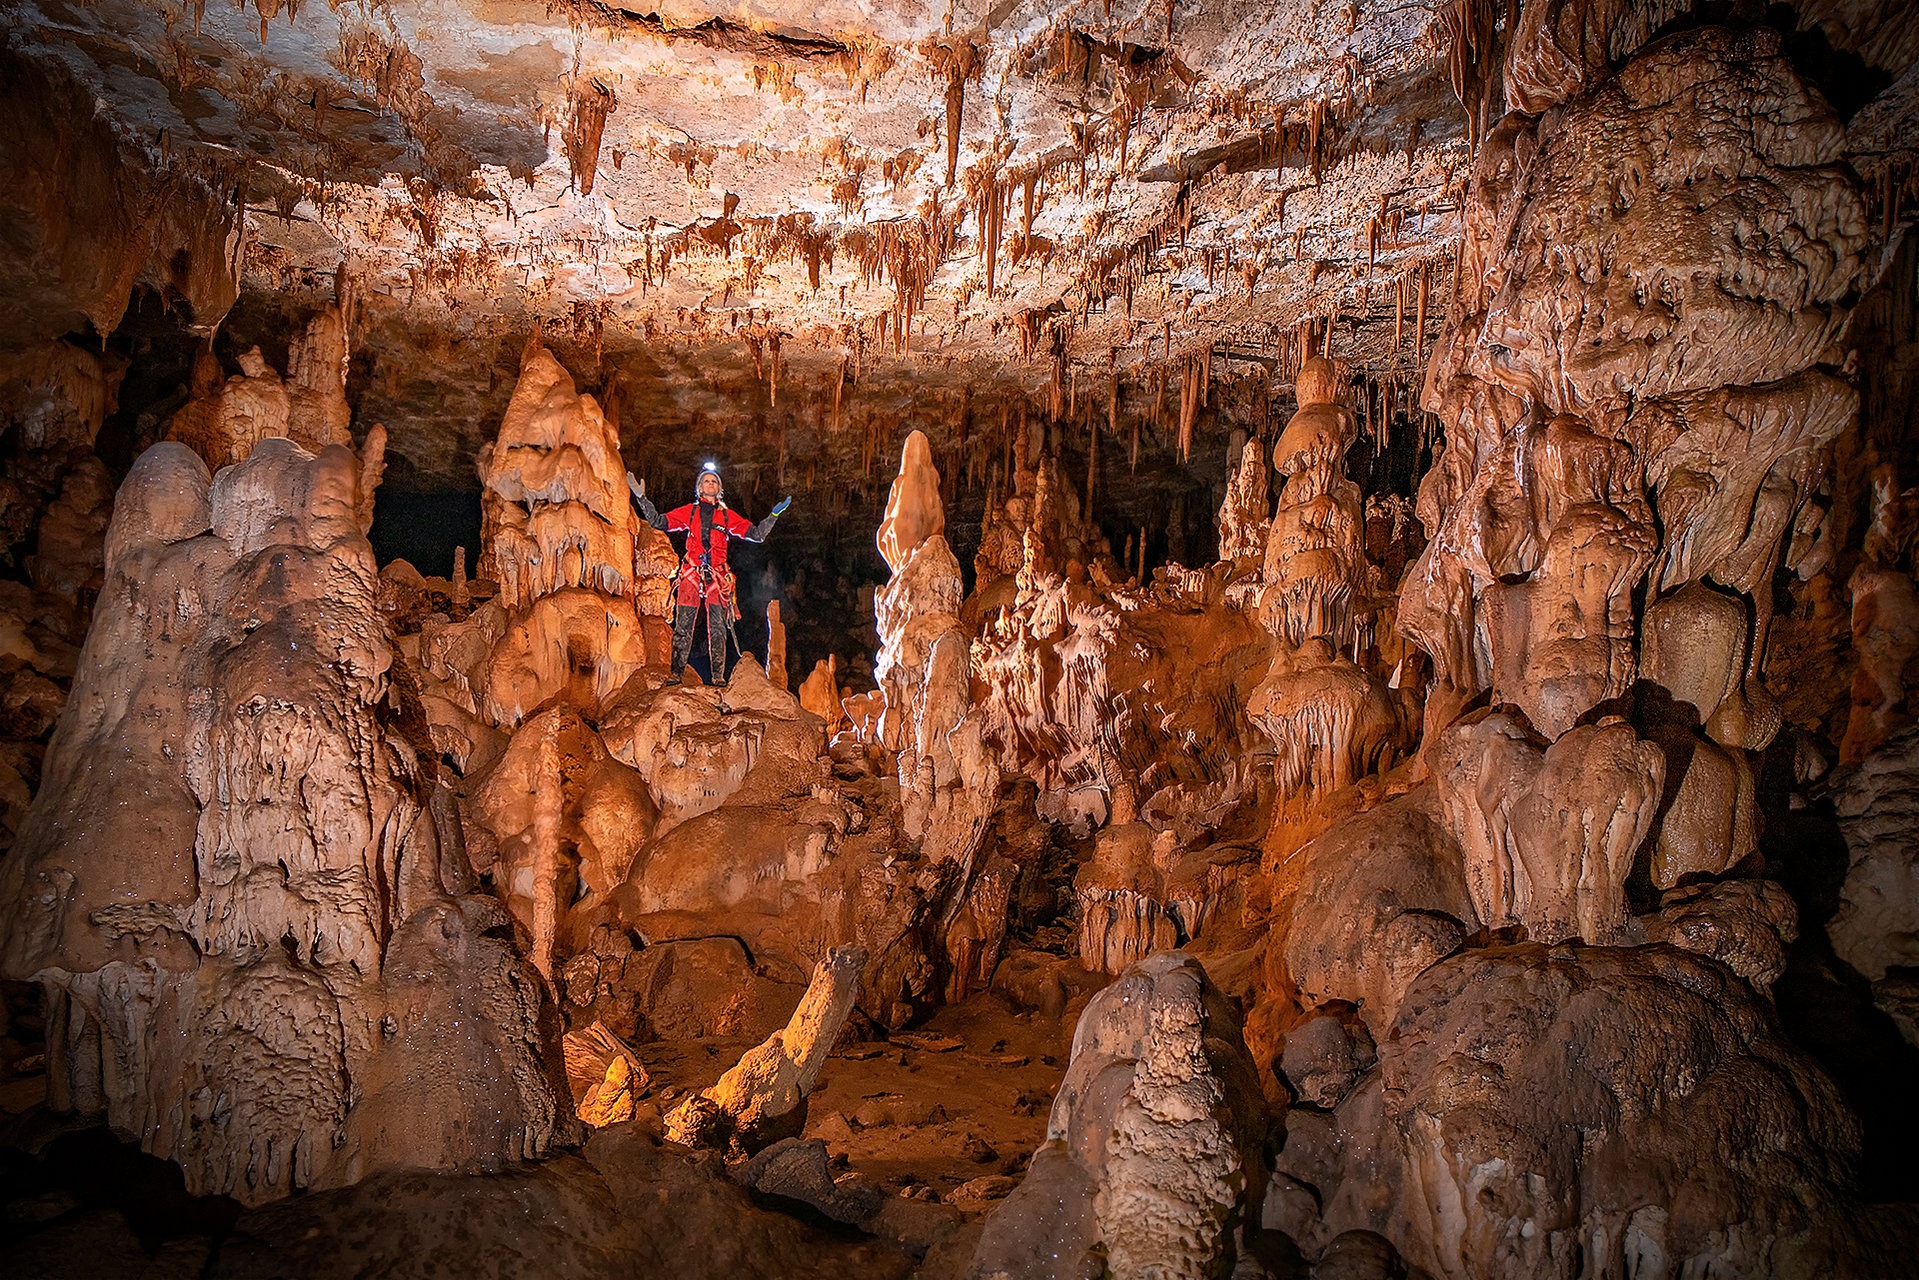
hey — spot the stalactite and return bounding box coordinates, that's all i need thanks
[936,40,982,191]
[1177,355,1201,462]
[452,544,470,610]
[561,76,617,195]
[1439,0,1499,146]
[1415,260,1429,367]
[1307,99,1325,181]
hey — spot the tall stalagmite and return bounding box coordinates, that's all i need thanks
[0,439,562,1205]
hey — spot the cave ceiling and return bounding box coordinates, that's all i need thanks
[8,0,1917,493]
[6,0,1485,484]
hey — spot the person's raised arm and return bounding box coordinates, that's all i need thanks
[744,496,791,542]
[627,471,666,529]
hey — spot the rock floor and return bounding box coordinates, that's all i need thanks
[0,980,1094,1279]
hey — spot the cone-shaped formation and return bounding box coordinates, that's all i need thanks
[876,429,944,575]
[480,349,648,614]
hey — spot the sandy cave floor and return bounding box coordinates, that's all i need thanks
[637,988,1077,1204]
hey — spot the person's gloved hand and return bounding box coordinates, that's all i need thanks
[773,496,793,515]
[626,470,645,498]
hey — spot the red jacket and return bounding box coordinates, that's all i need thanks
[660,498,758,611]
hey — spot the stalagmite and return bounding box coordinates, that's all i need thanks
[0,440,561,1205]
[876,429,945,573]
[1259,358,1367,649]
[1243,356,1402,811]
[450,350,665,728]
[766,598,788,689]
[797,655,841,727]
[1214,437,1269,562]
[451,543,470,610]
[970,953,1266,1280]
[873,430,999,867]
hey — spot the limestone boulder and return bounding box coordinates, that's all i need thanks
[1639,880,1797,992]
[1381,943,1863,1280]
[600,659,826,831]
[621,936,805,1042]
[1282,789,1478,1041]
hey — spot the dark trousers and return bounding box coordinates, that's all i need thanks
[671,601,730,682]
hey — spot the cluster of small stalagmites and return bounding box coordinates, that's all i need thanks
[166,304,355,472]
[0,436,561,1206]
[934,421,1278,979]
[972,444,1115,595]
[1073,824,1253,977]
[1245,16,1910,1280]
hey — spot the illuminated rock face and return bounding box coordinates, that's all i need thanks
[1282,790,1481,1041]
[1254,23,1908,1276]
[0,439,561,1205]
[1409,29,1868,728]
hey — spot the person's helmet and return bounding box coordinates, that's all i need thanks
[695,460,723,500]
